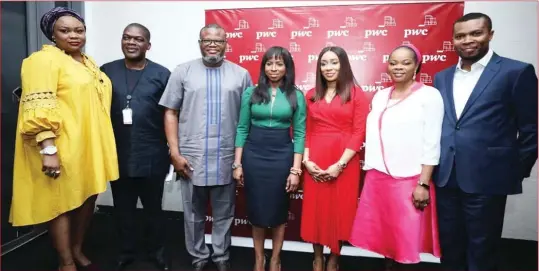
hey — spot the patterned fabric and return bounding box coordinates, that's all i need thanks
[40,6,85,42]
[159,58,253,186]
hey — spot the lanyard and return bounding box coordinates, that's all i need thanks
[377,82,424,178]
[124,60,148,108]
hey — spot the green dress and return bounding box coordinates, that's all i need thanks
[234,86,306,227]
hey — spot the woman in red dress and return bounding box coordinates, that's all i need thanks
[300,46,370,271]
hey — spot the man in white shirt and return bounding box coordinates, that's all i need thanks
[433,12,538,271]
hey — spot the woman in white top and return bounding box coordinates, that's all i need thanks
[348,44,443,269]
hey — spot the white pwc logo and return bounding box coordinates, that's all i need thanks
[226,32,243,39]
[239,55,259,63]
[348,54,368,61]
[422,54,447,63]
[256,31,277,40]
[291,30,313,39]
[404,28,429,38]
[327,30,349,38]
[361,85,384,92]
[382,54,447,63]
[364,29,388,38]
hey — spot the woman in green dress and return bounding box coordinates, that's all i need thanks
[233,46,307,271]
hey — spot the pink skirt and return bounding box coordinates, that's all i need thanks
[348,169,441,264]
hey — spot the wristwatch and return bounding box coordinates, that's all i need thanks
[40,146,58,155]
[337,161,347,170]
[232,163,242,169]
[417,180,430,189]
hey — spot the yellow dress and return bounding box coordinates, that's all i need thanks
[9,45,119,226]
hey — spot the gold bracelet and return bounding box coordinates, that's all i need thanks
[290,167,303,176]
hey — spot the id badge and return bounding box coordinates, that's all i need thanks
[122,108,133,125]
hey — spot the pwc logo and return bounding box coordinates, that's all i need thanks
[309,53,367,63]
[307,54,318,64]
[364,29,388,38]
[226,32,243,39]
[382,54,447,63]
[291,30,312,40]
[256,31,277,40]
[422,54,447,63]
[361,85,385,92]
[327,30,350,38]
[239,55,259,63]
[404,28,429,38]
[348,54,368,61]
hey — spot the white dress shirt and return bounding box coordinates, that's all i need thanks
[363,84,445,177]
[453,49,494,119]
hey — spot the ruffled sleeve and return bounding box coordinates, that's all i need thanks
[18,51,62,144]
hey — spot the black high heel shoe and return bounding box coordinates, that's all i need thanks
[75,261,99,271]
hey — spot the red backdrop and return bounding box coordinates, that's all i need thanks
[204,2,464,242]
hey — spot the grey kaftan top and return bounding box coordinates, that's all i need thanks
[159,58,253,186]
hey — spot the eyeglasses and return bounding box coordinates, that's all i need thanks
[200,39,226,46]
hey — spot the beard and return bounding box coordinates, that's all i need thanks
[202,55,224,64]
[457,47,488,63]
[200,46,225,64]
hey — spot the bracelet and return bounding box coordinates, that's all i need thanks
[336,161,347,172]
[417,180,430,189]
[290,167,303,176]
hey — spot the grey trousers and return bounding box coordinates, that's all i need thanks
[180,180,236,265]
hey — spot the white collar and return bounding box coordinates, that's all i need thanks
[456,48,494,71]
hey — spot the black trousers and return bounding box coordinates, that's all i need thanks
[110,174,166,259]
[436,166,507,271]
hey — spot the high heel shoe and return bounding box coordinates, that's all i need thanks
[75,261,99,271]
[58,262,76,271]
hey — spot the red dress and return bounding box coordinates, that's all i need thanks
[300,86,370,254]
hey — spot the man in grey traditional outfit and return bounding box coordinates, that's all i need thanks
[159,24,253,271]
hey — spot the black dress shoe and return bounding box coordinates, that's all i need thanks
[214,261,229,271]
[115,258,134,271]
[193,260,208,271]
[150,256,170,271]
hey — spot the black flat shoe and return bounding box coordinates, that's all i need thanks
[75,262,100,271]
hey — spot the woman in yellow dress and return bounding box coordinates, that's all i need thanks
[9,7,119,271]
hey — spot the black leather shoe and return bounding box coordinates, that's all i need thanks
[115,258,134,271]
[150,256,170,271]
[75,262,100,271]
[193,260,208,271]
[214,261,229,271]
